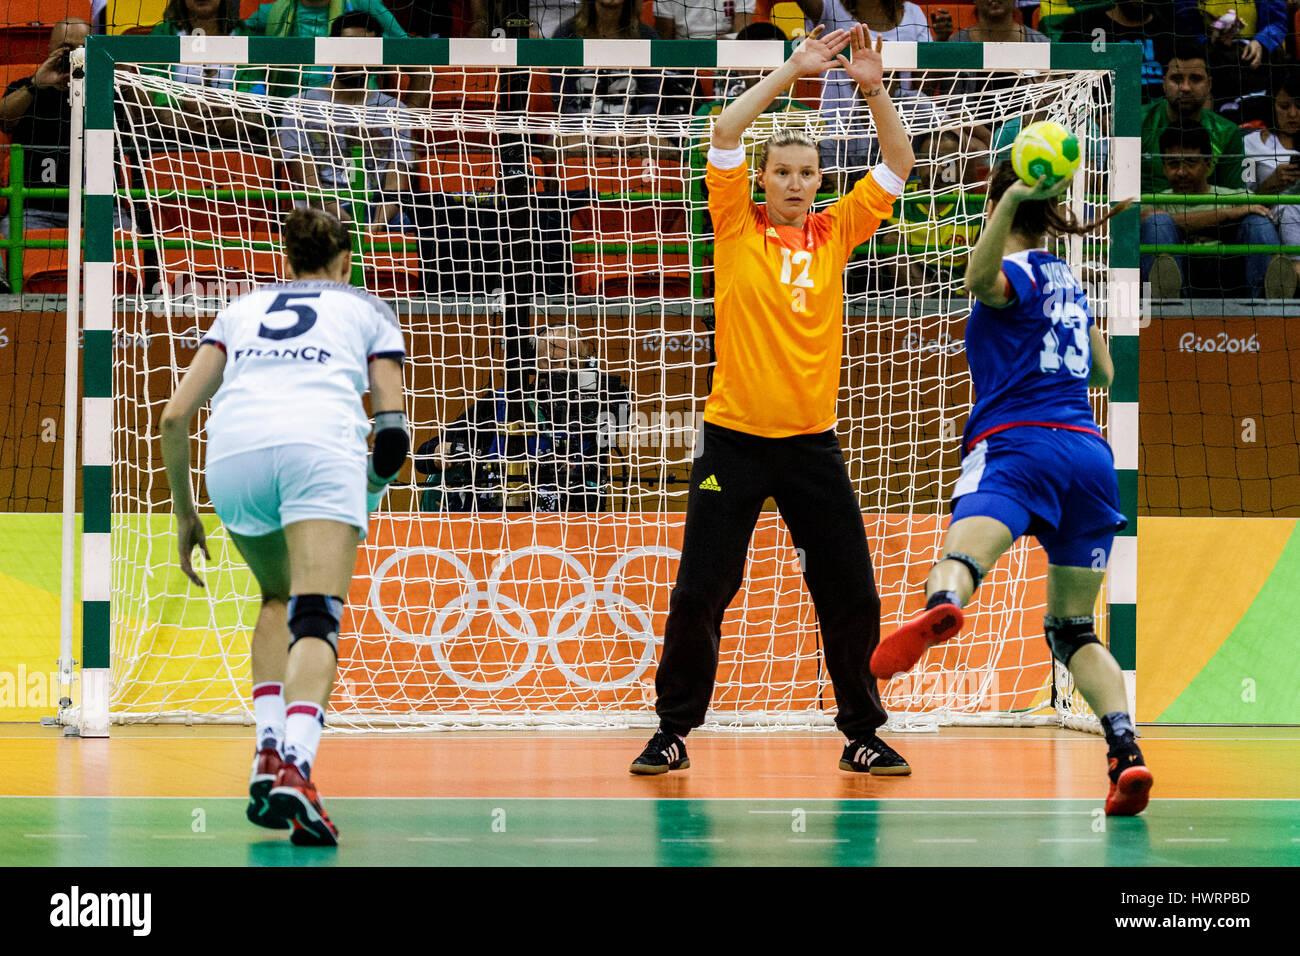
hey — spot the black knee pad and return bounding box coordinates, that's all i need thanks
[288,595,344,656]
[1044,614,1101,666]
[937,552,986,591]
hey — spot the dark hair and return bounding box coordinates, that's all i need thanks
[987,159,1122,239]
[1158,122,1211,156]
[573,0,641,39]
[1168,39,1208,69]
[283,208,350,274]
[163,0,240,35]
[330,10,383,37]
[1272,65,1300,100]
[737,22,787,41]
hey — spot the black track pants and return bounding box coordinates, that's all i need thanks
[654,421,886,739]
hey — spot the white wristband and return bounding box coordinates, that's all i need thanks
[708,145,746,170]
[870,163,907,197]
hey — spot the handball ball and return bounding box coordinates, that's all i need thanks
[1011,121,1080,187]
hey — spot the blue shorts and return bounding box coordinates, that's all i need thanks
[206,444,367,538]
[950,427,1127,568]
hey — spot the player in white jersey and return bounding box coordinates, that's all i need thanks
[160,208,408,846]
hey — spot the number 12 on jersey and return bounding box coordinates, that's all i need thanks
[779,248,814,314]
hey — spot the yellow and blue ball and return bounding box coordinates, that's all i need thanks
[1011,121,1081,188]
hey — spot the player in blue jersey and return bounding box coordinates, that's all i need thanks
[870,161,1152,816]
[160,208,409,845]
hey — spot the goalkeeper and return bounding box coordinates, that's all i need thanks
[160,208,408,844]
[631,25,915,776]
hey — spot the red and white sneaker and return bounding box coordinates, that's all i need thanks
[269,761,339,846]
[870,603,965,679]
[1105,760,1154,817]
[247,748,288,830]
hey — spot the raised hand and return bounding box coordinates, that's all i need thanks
[788,24,851,78]
[836,25,884,95]
[1005,173,1074,204]
[930,7,954,43]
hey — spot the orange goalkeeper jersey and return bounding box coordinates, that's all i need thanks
[705,159,898,438]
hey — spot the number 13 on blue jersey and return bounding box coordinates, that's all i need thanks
[1039,300,1090,378]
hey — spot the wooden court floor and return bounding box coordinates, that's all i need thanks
[1,725,1296,866]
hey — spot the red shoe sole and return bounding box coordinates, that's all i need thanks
[1105,766,1154,817]
[870,604,965,679]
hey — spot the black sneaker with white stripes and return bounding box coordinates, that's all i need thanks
[839,735,911,776]
[629,728,690,775]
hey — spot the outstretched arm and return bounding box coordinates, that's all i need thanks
[965,174,1071,306]
[712,24,849,150]
[836,27,914,183]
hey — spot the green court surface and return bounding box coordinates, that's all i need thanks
[3,798,1297,866]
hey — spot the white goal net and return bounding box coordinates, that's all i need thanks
[97,51,1114,731]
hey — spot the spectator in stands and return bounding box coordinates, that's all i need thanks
[277,12,415,228]
[654,0,756,38]
[1243,68,1300,287]
[886,128,982,297]
[1057,2,1175,105]
[239,0,409,99]
[144,0,245,146]
[1140,123,1294,299]
[415,324,619,513]
[552,1,691,122]
[949,0,1049,41]
[1174,1,1286,125]
[0,18,93,236]
[793,2,931,178]
[1141,43,1244,192]
[467,1,582,38]
[944,0,1049,101]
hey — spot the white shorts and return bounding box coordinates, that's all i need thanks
[206,444,367,538]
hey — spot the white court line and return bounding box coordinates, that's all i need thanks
[408,837,471,843]
[1164,838,1229,843]
[533,837,598,843]
[914,838,979,844]
[24,833,86,839]
[151,834,216,840]
[788,838,848,844]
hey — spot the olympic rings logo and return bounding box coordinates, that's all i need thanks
[366,545,680,692]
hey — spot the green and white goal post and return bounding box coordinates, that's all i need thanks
[63,36,1140,736]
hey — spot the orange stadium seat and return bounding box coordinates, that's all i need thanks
[431,69,500,112]
[0,27,52,63]
[156,230,280,288]
[138,150,281,234]
[559,155,685,196]
[572,249,692,298]
[6,0,93,25]
[12,228,144,295]
[362,232,421,295]
[420,151,500,193]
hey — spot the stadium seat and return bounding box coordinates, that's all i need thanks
[6,0,93,25]
[102,0,167,35]
[572,249,692,298]
[10,228,143,295]
[559,155,685,196]
[420,151,501,193]
[0,27,52,63]
[431,69,500,112]
[362,232,421,295]
[138,150,281,234]
[156,230,281,289]
[571,204,686,243]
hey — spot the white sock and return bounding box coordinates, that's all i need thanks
[283,701,325,778]
[252,682,285,754]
